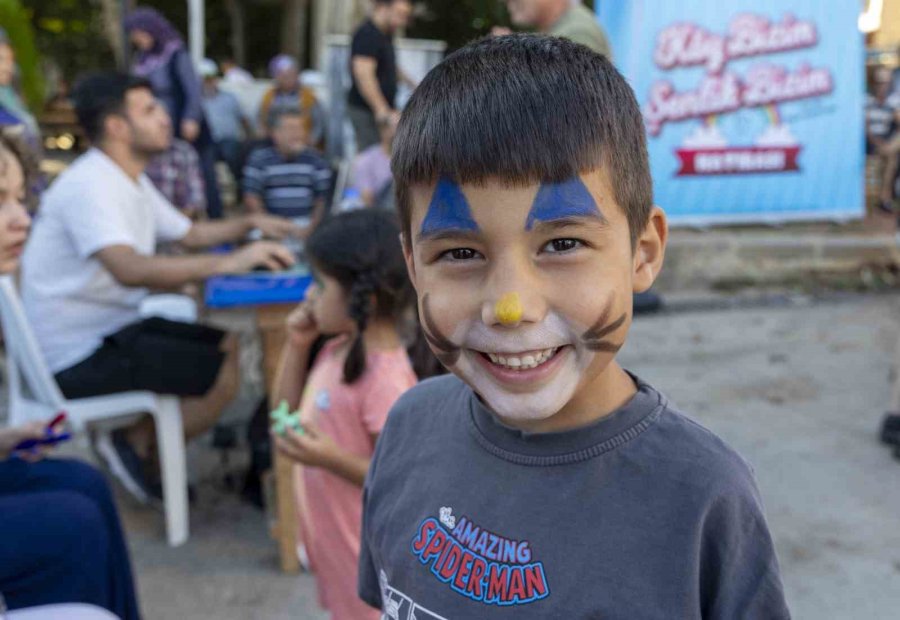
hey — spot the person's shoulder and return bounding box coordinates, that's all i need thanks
[382,374,469,433]
[299,148,330,166]
[43,150,110,204]
[352,19,377,40]
[886,91,900,109]
[247,145,277,164]
[638,384,758,496]
[358,143,383,162]
[171,138,196,158]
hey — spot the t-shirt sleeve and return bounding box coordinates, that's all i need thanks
[242,149,266,197]
[62,186,140,258]
[313,160,333,201]
[359,361,413,436]
[358,479,383,609]
[699,474,790,619]
[149,181,193,243]
[358,406,392,609]
[351,25,383,60]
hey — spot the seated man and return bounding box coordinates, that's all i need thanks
[21,73,298,501]
[351,114,396,209]
[242,108,333,228]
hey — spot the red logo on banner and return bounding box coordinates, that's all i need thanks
[676,146,801,176]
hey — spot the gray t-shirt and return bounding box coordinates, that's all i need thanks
[359,374,789,619]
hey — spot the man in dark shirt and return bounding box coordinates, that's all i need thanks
[347,0,414,150]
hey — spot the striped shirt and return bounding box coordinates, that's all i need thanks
[242,146,333,218]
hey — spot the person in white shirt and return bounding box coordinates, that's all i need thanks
[21,72,298,501]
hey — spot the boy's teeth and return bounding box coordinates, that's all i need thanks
[486,348,557,370]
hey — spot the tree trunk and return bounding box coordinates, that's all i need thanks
[223,0,247,65]
[99,0,132,69]
[280,0,308,66]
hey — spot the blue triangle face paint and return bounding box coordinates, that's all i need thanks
[419,178,479,236]
[525,177,602,230]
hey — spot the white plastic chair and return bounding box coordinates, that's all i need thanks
[0,276,189,547]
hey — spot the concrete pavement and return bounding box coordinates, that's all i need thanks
[4,293,900,618]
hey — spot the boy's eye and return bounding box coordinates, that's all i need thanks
[439,247,482,261]
[542,238,583,254]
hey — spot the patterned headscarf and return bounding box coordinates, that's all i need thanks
[124,7,185,76]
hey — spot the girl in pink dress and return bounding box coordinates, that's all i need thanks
[273,210,419,620]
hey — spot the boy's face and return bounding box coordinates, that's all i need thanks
[404,170,666,429]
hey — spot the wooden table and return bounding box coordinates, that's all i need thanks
[206,270,312,573]
[257,304,302,573]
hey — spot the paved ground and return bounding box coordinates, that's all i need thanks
[5,293,900,619]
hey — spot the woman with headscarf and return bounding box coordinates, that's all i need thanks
[124,7,223,218]
[0,29,45,204]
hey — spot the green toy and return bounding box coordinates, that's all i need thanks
[270,400,304,436]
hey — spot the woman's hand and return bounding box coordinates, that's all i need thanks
[274,420,339,469]
[285,302,320,349]
[181,119,200,143]
[0,421,52,461]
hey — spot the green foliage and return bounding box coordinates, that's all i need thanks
[23,0,112,86]
[0,0,44,111]
[409,0,511,52]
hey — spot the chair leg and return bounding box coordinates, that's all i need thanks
[152,396,189,547]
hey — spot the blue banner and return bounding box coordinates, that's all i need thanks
[598,1,864,225]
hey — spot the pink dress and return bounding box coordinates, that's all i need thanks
[294,337,416,620]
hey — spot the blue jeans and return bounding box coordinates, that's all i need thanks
[0,458,140,619]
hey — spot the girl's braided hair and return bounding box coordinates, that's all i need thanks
[306,209,416,383]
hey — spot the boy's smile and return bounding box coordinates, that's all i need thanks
[405,170,667,432]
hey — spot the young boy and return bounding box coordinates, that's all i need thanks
[358,35,790,619]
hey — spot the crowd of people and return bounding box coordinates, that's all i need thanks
[0,2,797,620]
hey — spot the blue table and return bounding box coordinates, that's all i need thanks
[204,268,313,309]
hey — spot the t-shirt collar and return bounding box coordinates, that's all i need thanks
[466,371,665,464]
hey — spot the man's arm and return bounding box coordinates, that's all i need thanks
[397,66,417,90]
[179,214,301,249]
[95,241,295,290]
[307,198,326,235]
[352,56,392,119]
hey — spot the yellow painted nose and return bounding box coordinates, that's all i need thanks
[494,292,523,326]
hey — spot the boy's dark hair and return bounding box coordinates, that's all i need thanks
[392,34,652,248]
[72,72,153,143]
[306,210,421,383]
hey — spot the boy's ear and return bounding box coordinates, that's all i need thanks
[632,205,667,294]
[401,232,419,291]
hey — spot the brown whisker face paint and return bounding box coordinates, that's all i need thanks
[422,293,461,366]
[581,302,627,353]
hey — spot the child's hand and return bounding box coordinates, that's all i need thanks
[274,420,339,469]
[286,302,320,349]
